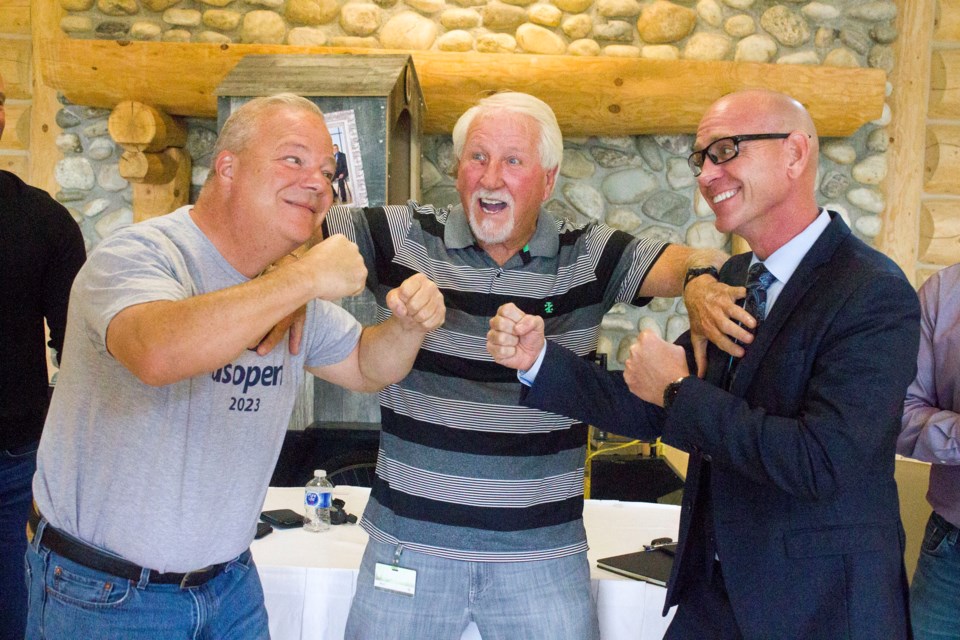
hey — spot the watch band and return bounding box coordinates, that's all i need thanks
[683,266,720,290]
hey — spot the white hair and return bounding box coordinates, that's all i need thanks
[451,92,563,172]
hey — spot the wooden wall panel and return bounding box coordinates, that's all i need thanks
[919,199,960,264]
[0,153,27,174]
[0,0,31,35]
[0,101,27,151]
[935,0,960,41]
[930,50,960,119]
[0,38,31,99]
[925,124,960,194]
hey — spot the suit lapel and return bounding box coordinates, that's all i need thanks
[727,212,851,396]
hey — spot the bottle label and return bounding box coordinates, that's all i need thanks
[318,491,332,509]
[305,491,320,507]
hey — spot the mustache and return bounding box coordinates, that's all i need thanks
[473,188,514,207]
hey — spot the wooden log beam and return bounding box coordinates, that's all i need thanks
[131,148,192,222]
[108,100,188,152]
[877,0,937,284]
[35,37,886,137]
[119,149,181,184]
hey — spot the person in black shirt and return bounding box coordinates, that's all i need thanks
[0,70,86,640]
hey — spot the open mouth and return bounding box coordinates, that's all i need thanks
[479,197,509,213]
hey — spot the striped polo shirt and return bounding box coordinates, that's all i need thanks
[324,202,667,562]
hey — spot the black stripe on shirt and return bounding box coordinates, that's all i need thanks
[381,407,589,456]
[370,477,585,532]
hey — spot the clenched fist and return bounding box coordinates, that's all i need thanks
[386,273,445,334]
[486,303,545,371]
[299,234,367,301]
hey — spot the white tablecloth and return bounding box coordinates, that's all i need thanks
[253,487,679,640]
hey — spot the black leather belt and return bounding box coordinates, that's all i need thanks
[29,508,231,589]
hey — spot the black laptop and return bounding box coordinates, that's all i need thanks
[596,543,677,586]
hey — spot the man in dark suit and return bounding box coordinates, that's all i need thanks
[487,89,920,639]
[333,143,349,203]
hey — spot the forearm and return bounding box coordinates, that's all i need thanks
[108,262,317,385]
[639,244,727,298]
[521,342,664,440]
[354,316,428,391]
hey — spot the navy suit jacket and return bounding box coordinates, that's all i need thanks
[522,213,920,639]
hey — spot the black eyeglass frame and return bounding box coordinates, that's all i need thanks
[687,133,791,177]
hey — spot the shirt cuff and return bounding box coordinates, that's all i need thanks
[517,342,548,387]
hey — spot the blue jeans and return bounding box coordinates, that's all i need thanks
[345,539,600,640]
[25,521,269,639]
[0,440,39,640]
[910,511,960,639]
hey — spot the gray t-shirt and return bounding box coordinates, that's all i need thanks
[34,206,361,572]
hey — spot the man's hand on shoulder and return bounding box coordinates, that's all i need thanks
[386,273,446,334]
[487,303,545,371]
[684,273,753,377]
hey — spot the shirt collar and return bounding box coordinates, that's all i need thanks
[443,204,561,259]
[752,208,831,286]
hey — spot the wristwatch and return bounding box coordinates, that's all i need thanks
[683,266,719,290]
[662,376,688,409]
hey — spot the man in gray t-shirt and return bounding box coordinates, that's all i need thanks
[26,94,445,639]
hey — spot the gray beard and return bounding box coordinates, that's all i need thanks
[467,204,514,246]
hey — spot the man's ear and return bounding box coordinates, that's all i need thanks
[214,150,235,181]
[784,131,811,179]
[542,166,559,200]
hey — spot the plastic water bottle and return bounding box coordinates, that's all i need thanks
[304,469,334,532]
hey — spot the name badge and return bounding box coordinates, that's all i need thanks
[374,562,417,596]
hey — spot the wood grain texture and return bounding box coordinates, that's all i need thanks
[0,38,32,100]
[919,199,960,264]
[0,0,30,35]
[877,0,937,282]
[34,38,886,137]
[924,124,960,194]
[935,0,960,41]
[930,50,960,120]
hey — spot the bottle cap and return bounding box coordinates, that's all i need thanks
[314,469,326,477]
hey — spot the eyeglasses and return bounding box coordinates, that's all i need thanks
[687,133,791,177]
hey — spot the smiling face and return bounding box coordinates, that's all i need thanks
[223,106,336,250]
[695,98,791,241]
[693,91,819,256]
[455,111,557,264]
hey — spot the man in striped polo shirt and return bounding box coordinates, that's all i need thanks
[324,92,740,639]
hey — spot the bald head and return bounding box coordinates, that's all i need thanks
[703,89,819,164]
[694,89,821,257]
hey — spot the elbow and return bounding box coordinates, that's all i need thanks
[116,348,184,387]
[356,375,399,394]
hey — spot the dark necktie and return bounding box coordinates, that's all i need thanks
[743,262,775,330]
[725,262,775,388]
